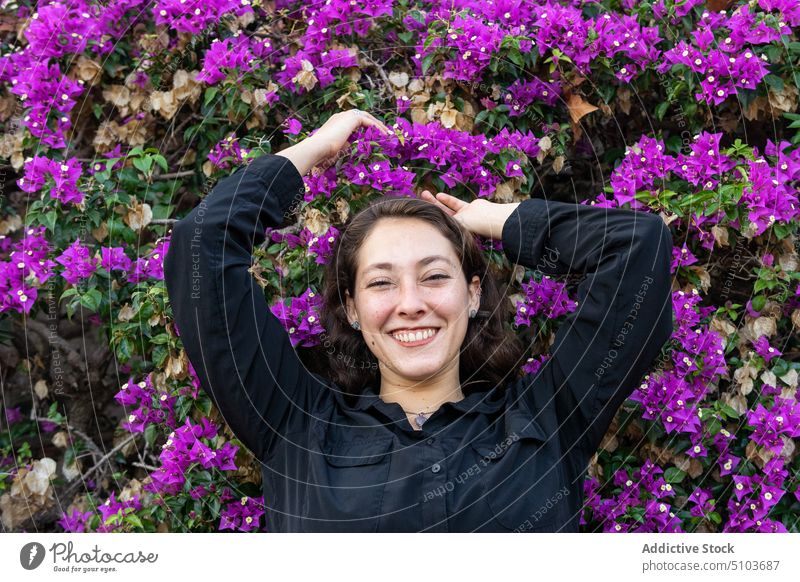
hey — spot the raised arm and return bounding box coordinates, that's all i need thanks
[163,152,317,462]
[500,198,674,460]
[163,111,392,462]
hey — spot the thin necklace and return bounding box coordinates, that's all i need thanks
[398,406,435,429]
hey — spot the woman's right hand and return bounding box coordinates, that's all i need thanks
[277,110,392,176]
[311,109,393,163]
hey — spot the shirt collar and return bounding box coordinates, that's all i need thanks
[337,380,507,415]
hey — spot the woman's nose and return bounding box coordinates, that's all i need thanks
[396,282,427,314]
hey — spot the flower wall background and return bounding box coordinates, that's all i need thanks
[0,0,799,532]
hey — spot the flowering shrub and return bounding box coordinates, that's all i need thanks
[0,0,798,533]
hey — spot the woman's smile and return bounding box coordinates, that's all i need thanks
[389,327,440,347]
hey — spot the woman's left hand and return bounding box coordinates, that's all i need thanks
[418,190,520,240]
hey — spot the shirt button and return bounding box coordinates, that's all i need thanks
[426,438,435,445]
[431,463,441,474]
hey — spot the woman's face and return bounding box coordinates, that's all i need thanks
[345,217,481,385]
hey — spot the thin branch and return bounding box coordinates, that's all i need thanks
[152,170,195,181]
[19,319,86,373]
[361,53,394,97]
[65,433,137,488]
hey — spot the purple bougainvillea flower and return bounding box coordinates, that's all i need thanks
[55,238,97,285]
[100,247,133,273]
[283,117,303,136]
[505,159,524,178]
[752,335,782,362]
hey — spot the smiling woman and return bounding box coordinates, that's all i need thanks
[324,202,523,430]
[163,109,674,532]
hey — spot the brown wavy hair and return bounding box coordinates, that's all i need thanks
[319,196,524,402]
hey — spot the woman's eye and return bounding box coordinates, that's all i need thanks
[368,280,390,288]
[367,275,449,288]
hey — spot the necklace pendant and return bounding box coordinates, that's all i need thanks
[414,412,429,429]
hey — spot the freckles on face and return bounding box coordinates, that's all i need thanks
[348,218,476,381]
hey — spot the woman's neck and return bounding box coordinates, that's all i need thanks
[379,377,465,415]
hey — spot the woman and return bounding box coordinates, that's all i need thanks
[163,109,674,532]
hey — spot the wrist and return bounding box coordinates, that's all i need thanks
[489,202,520,239]
[275,135,329,176]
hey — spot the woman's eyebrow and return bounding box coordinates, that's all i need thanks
[362,255,455,275]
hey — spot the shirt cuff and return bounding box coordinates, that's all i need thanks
[500,198,549,269]
[243,153,306,219]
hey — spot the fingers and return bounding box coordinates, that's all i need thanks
[434,191,467,211]
[419,190,455,215]
[352,109,392,136]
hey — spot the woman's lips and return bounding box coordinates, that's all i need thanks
[390,329,439,347]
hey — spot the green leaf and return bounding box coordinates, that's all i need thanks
[118,337,132,361]
[772,222,791,239]
[195,394,213,417]
[153,154,169,173]
[125,514,144,529]
[41,210,58,233]
[409,9,425,24]
[664,467,686,483]
[60,288,78,301]
[654,101,669,121]
[421,53,436,74]
[144,424,158,447]
[204,87,219,107]
[507,48,524,67]
[133,156,152,174]
[764,74,783,92]
[720,404,740,419]
[80,288,103,311]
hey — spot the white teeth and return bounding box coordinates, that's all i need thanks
[392,328,436,343]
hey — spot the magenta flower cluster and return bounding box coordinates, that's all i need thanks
[0,226,56,314]
[209,134,248,170]
[152,0,253,35]
[267,225,340,266]
[270,287,325,348]
[630,289,726,452]
[725,459,792,532]
[218,490,266,532]
[114,375,179,433]
[601,133,799,240]
[582,459,683,532]
[144,416,239,496]
[513,275,578,327]
[658,8,783,105]
[196,33,275,85]
[17,155,84,205]
[58,492,143,533]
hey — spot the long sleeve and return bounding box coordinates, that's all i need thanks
[163,154,320,463]
[501,198,674,459]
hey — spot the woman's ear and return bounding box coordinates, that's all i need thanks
[345,289,357,325]
[469,275,481,311]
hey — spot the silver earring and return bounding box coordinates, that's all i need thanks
[351,321,360,330]
[469,308,477,319]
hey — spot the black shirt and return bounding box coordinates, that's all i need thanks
[163,153,674,532]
